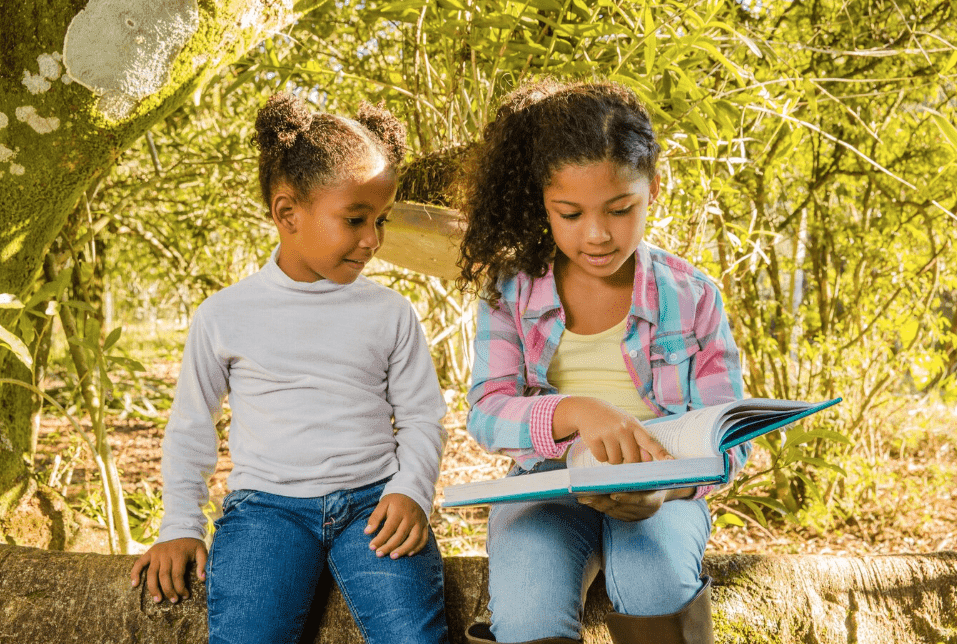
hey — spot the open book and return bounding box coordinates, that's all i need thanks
[441,397,842,507]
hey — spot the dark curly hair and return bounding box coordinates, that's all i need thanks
[254,92,407,209]
[457,79,660,304]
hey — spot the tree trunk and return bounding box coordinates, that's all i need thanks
[0,0,328,541]
[0,546,954,643]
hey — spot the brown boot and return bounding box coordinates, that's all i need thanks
[604,576,714,644]
[465,622,579,644]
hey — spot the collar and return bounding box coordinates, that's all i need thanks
[260,244,354,294]
[519,242,659,326]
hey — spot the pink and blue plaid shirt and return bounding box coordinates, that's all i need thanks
[466,242,750,500]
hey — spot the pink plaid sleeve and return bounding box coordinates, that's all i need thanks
[529,394,574,458]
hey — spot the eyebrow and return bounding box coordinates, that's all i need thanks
[549,192,635,206]
[344,200,395,213]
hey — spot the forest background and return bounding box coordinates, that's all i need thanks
[1,0,955,558]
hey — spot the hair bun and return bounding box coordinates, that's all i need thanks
[254,92,312,151]
[355,101,407,167]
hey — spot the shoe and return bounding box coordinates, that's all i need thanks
[604,576,714,644]
[465,622,579,643]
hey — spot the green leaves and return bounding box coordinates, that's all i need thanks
[0,295,33,369]
[929,109,957,153]
[0,322,32,370]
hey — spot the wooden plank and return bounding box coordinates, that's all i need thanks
[376,202,463,281]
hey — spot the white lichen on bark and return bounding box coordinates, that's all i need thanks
[15,107,60,135]
[20,54,63,95]
[62,0,200,121]
[37,54,62,81]
[21,71,51,95]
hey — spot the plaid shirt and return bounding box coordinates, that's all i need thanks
[466,242,750,500]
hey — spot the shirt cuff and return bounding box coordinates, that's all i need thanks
[529,394,574,458]
[691,484,714,500]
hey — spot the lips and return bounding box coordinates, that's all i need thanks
[344,256,373,270]
[583,251,615,267]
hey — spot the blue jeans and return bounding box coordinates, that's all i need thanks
[205,477,449,644]
[486,461,711,642]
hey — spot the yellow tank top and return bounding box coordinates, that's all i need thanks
[547,316,655,421]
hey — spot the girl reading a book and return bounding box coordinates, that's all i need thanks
[457,79,751,644]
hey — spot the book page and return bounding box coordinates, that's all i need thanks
[643,398,821,456]
[641,402,735,458]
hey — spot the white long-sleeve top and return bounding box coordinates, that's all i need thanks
[157,248,447,542]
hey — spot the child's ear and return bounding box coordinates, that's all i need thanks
[271,189,299,234]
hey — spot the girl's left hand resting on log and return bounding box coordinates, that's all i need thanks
[130,537,208,604]
[364,493,430,559]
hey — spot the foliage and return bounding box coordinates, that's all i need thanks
[700,0,957,527]
[10,0,957,540]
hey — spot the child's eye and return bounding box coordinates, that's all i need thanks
[611,206,634,216]
[376,217,391,227]
[559,212,581,220]
[346,218,364,226]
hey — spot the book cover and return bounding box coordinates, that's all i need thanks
[441,397,842,507]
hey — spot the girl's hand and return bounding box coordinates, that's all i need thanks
[365,493,430,559]
[130,537,208,604]
[578,487,693,521]
[554,397,672,464]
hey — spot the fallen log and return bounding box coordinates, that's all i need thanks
[0,545,954,643]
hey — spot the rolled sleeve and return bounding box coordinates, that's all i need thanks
[529,394,573,458]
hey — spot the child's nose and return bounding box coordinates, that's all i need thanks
[586,217,611,243]
[359,222,381,250]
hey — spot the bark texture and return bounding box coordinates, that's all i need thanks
[0,545,954,643]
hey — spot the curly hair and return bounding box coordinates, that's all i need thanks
[457,79,661,304]
[254,92,407,209]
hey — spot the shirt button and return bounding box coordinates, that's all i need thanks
[628,350,638,358]
[668,353,679,363]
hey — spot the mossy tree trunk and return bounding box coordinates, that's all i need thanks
[1,546,955,643]
[0,0,327,543]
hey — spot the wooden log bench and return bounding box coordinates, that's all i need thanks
[1,544,955,643]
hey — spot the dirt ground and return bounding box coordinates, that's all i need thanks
[33,358,957,557]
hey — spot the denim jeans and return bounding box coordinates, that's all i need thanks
[205,477,449,644]
[486,461,711,641]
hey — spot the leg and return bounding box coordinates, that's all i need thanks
[328,481,449,644]
[206,490,326,644]
[486,497,603,642]
[601,498,713,644]
[602,498,711,615]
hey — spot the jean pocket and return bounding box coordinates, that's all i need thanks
[220,489,258,516]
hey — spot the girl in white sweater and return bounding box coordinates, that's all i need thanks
[131,93,449,644]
